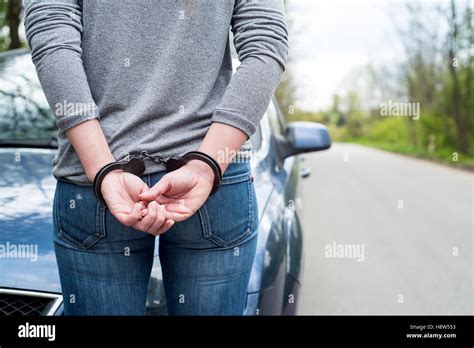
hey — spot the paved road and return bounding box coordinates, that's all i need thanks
[296,143,473,314]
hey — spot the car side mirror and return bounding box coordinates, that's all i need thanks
[275,121,331,160]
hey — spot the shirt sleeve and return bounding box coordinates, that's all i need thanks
[23,0,99,132]
[211,0,289,138]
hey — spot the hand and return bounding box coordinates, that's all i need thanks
[139,160,215,222]
[101,171,174,235]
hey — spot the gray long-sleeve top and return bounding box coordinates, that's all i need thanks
[24,0,288,184]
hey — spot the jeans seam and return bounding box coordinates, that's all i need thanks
[54,181,60,232]
[248,179,254,233]
[58,228,88,249]
[96,202,106,238]
[198,205,214,242]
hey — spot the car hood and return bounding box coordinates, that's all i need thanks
[0,147,274,298]
[0,148,61,293]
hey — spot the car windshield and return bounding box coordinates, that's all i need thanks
[0,51,57,145]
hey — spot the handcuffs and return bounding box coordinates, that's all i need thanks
[93,150,222,207]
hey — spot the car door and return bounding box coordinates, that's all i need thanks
[245,99,303,315]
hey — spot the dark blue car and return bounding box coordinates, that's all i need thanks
[0,48,331,316]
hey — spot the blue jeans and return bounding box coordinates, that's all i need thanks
[52,161,258,315]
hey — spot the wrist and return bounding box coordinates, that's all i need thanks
[186,159,215,184]
[86,157,116,182]
[196,146,228,174]
[92,157,146,206]
[101,169,124,183]
[180,151,222,195]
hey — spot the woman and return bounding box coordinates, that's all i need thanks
[24,0,288,315]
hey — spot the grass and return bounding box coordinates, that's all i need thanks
[346,137,474,171]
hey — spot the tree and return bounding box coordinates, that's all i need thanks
[275,0,296,121]
[0,0,22,51]
[389,0,472,155]
[6,0,22,50]
[462,0,473,138]
[446,0,469,153]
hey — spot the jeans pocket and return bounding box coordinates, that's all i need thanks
[53,180,106,250]
[199,170,257,248]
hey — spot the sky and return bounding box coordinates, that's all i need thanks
[287,0,408,111]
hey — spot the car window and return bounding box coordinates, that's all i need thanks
[267,100,285,135]
[273,99,287,130]
[0,52,56,141]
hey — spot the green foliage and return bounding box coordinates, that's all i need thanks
[320,0,474,169]
[0,0,24,51]
[287,109,328,124]
[367,117,408,144]
[0,1,7,51]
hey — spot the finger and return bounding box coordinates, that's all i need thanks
[154,219,175,235]
[135,201,158,231]
[132,202,144,219]
[116,201,144,226]
[154,195,180,205]
[139,201,149,218]
[133,204,154,231]
[163,211,191,222]
[149,205,167,235]
[140,182,150,194]
[115,212,137,227]
[134,181,150,201]
[139,175,172,201]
